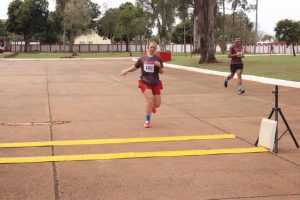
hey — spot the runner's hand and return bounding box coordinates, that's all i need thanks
[154,61,161,68]
[120,70,128,76]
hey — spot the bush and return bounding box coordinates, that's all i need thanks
[3,52,17,58]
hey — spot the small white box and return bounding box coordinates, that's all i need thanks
[258,118,277,150]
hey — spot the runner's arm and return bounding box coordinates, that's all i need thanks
[120,65,138,76]
[155,61,164,74]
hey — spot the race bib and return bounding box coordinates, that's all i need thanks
[144,64,155,73]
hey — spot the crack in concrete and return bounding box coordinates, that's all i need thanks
[45,61,60,200]
[0,121,71,126]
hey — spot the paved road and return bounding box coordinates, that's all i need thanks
[0,59,300,200]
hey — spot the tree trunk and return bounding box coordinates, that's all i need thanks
[140,35,144,52]
[197,0,217,63]
[24,34,29,52]
[254,0,258,54]
[193,2,201,53]
[24,40,29,52]
[232,11,235,39]
[125,26,132,56]
[69,33,75,53]
[231,0,237,40]
[126,38,132,56]
[292,45,296,56]
[160,0,167,52]
[221,0,227,54]
[183,18,186,57]
[69,43,73,53]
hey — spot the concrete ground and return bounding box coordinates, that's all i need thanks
[0,58,300,200]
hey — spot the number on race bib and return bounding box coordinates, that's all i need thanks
[144,64,155,72]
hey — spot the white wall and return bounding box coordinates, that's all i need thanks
[74,30,111,45]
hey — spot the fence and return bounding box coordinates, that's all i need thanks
[244,44,300,54]
[11,43,148,53]
[9,43,300,54]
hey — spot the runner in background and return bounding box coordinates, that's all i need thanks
[224,37,245,94]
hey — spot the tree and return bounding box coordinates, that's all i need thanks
[171,20,193,44]
[231,11,254,43]
[56,0,70,44]
[215,11,255,47]
[254,0,258,53]
[226,0,255,39]
[136,0,176,51]
[63,0,100,52]
[34,10,62,44]
[97,8,119,41]
[275,19,300,56]
[98,3,151,54]
[262,34,273,42]
[6,0,49,52]
[193,1,201,53]
[196,0,217,63]
[134,6,154,51]
[217,0,227,53]
[0,19,7,35]
[118,2,140,55]
[150,35,159,43]
[87,1,101,29]
[6,0,23,34]
[175,0,193,56]
[56,0,100,45]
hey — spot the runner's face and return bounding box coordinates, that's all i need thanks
[148,43,157,54]
[234,38,240,45]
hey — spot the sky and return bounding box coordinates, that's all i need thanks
[0,0,300,36]
[246,0,300,35]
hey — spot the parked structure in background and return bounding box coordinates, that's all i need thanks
[0,34,11,52]
[245,42,299,54]
[74,30,111,45]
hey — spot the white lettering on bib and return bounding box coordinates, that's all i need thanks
[144,64,154,73]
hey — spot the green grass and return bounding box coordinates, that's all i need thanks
[170,53,300,82]
[1,52,299,82]
[77,52,144,58]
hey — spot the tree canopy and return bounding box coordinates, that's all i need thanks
[6,0,49,51]
[136,0,177,51]
[171,20,193,44]
[275,19,300,56]
[97,2,152,53]
[0,19,7,35]
[57,0,100,52]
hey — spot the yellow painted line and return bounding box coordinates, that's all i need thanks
[0,134,236,148]
[0,147,268,164]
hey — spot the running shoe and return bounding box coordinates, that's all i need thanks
[238,89,245,94]
[224,78,228,88]
[144,121,150,128]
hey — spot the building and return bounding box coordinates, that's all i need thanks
[74,30,111,45]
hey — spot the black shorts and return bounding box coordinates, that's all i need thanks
[230,64,243,73]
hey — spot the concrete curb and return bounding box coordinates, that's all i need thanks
[164,62,300,89]
[132,57,300,88]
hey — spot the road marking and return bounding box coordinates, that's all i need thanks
[0,147,268,164]
[0,134,236,148]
